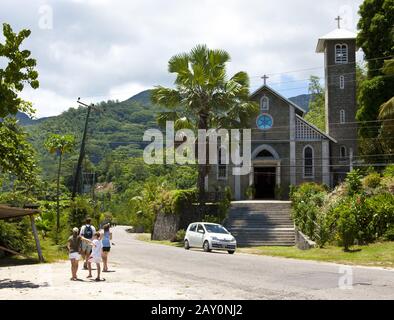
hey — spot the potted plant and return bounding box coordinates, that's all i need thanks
[245,186,256,200]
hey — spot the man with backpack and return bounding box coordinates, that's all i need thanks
[79,217,96,270]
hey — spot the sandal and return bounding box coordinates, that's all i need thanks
[95,278,105,282]
[87,275,92,278]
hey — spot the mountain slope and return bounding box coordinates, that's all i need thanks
[21,90,311,176]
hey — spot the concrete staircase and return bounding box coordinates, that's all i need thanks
[224,201,295,246]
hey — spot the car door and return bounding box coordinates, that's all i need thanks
[195,224,205,248]
[187,224,197,247]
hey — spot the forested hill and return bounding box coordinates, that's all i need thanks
[20,90,310,177]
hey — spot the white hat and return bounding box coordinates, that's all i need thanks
[72,227,79,233]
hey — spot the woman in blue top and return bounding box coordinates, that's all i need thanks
[101,223,112,272]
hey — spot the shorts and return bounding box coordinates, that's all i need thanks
[81,241,92,253]
[88,255,102,264]
[103,247,111,252]
[69,252,81,260]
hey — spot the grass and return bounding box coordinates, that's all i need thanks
[136,233,184,248]
[238,242,394,268]
[136,233,394,268]
[0,236,68,267]
[39,236,68,262]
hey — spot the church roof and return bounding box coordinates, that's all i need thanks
[316,28,357,53]
[250,84,306,115]
[295,114,337,143]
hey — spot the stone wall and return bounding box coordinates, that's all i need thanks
[151,204,221,241]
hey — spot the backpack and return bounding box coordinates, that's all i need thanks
[83,225,93,239]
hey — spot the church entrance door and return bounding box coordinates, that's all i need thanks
[254,167,276,199]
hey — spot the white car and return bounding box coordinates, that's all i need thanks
[184,222,237,254]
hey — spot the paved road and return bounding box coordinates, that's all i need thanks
[1,226,393,299]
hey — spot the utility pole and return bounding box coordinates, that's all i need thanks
[71,98,95,200]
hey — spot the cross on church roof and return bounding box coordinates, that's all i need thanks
[261,74,269,85]
[335,15,342,29]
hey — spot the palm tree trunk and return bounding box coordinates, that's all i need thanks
[56,153,62,237]
[197,112,209,205]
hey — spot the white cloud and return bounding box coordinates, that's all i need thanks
[1,0,364,117]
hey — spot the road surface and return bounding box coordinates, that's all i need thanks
[0,226,393,299]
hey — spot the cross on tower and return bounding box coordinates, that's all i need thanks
[335,15,342,29]
[262,74,269,85]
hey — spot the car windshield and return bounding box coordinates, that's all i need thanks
[203,224,228,234]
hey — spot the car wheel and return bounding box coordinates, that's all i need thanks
[228,250,235,254]
[184,239,190,250]
[203,241,211,252]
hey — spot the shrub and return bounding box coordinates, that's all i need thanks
[245,186,255,199]
[174,229,186,242]
[345,169,363,196]
[334,199,359,251]
[383,164,394,178]
[202,214,221,224]
[365,193,394,238]
[291,183,329,247]
[383,225,394,241]
[67,197,93,230]
[0,218,35,255]
[363,172,381,189]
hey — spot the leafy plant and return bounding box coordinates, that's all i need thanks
[345,169,363,196]
[245,186,255,200]
[363,172,381,189]
[174,229,186,242]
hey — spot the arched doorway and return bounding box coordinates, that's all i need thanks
[250,145,281,200]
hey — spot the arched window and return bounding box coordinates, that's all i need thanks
[340,109,346,124]
[339,75,345,89]
[303,145,314,178]
[335,44,348,64]
[217,147,227,180]
[340,146,347,159]
[260,96,269,111]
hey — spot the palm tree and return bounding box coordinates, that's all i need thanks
[378,59,394,120]
[45,134,75,238]
[151,44,258,201]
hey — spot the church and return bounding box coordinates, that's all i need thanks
[207,23,359,200]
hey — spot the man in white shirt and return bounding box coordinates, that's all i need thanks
[79,217,96,270]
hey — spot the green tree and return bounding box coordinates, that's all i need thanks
[0,118,37,182]
[356,0,394,157]
[0,23,39,182]
[45,134,76,237]
[378,59,394,153]
[151,44,258,201]
[378,59,394,119]
[0,23,39,117]
[304,76,325,131]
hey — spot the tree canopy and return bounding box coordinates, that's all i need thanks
[304,76,325,132]
[151,44,258,199]
[0,23,39,118]
[356,0,394,157]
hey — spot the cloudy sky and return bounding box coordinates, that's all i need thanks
[1,0,363,118]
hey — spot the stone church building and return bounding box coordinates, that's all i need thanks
[207,26,358,200]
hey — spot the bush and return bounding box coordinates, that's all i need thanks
[202,214,221,224]
[365,193,394,238]
[334,199,359,251]
[174,229,186,242]
[291,183,329,247]
[383,164,394,178]
[383,225,394,241]
[0,218,35,255]
[363,172,381,189]
[345,169,363,196]
[67,197,93,230]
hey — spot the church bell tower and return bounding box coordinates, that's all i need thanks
[316,17,358,184]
